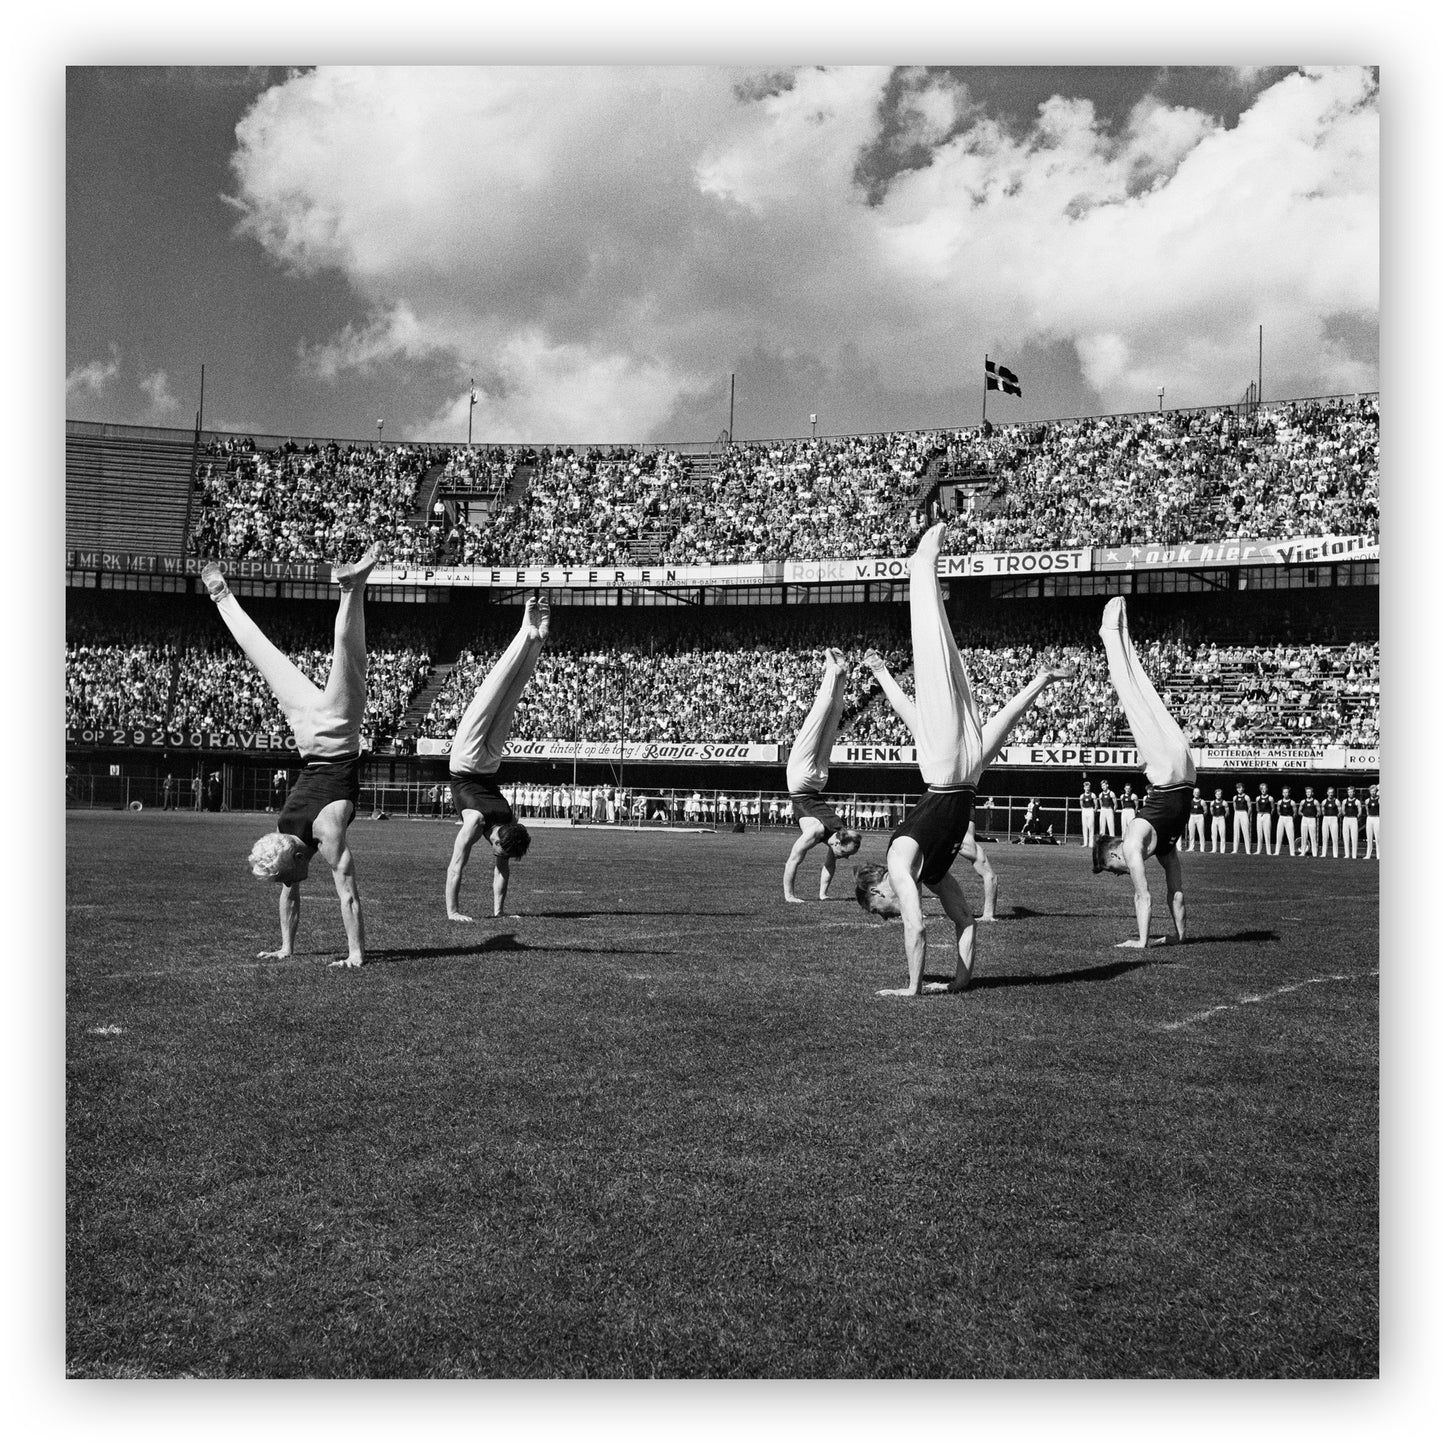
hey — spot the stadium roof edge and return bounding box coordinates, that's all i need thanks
[66,391,1378,455]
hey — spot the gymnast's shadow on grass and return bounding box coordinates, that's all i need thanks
[929,956,1153,991]
[1004,905,1099,920]
[521,908,752,919]
[1173,928,1279,944]
[368,935,678,962]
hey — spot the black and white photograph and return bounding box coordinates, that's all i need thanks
[40,7,1431,1422]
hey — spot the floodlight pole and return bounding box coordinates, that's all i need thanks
[467,377,475,448]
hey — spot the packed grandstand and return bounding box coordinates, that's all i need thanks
[66,392,1378,806]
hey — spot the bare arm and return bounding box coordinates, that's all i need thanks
[878,841,927,996]
[1161,849,1186,942]
[315,807,365,967]
[492,853,511,917]
[927,870,977,992]
[782,829,814,902]
[259,883,301,959]
[446,815,485,921]
[818,846,838,900]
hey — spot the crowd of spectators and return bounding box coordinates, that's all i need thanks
[437,445,532,495]
[937,396,1378,553]
[183,396,1376,570]
[67,573,1379,754]
[419,598,1378,752]
[454,448,691,567]
[189,437,448,563]
[66,593,435,741]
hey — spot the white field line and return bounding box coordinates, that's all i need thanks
[1158,969,1380,1032]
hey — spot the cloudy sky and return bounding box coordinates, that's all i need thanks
[65,63,1378,445]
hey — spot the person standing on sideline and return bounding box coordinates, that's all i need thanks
[1364,784,1380,858]
[1098,779,1118,837]
[1186,787,1207,851]
[191,767,204,811]
[1275,786,1298,856]
[1254,783,1276,856]
[1320,787,1341,858]
[1341,786,1362,859]
[162,771,177,811]
[201,548,376,969]
[1298,786,1321,857]
[1119,784,1139,834]
[445,594,549,923]
[1209,788,1229,853]
[1089,598,1196,949]
[1079,778,1098,849]
[1231,782,1253,854]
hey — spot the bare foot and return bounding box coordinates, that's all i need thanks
[945,974,972,993]
[912,520,946,566]
[333,546,378,591]
[1115,936,1167,949]
[862,648,886,675]
[256,947,292,959]
[783,894,807,903]
[876,986,922,997]
[448,911,475,923]
[201,562,230,601]
[978,914,997,923]
[328,955,364,969]
[525,591,551,640]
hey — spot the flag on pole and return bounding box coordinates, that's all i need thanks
[985,360,1022,397]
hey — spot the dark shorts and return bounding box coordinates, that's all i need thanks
[277,754,361,853]
[889,785,975,887]
[790,791,846,840]
[450,771,515,837]
[1137,782,1192,858]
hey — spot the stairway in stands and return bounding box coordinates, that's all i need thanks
[622,450,720,565]
[396,589,492,742]
[406,459,452,531]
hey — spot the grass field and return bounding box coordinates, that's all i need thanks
[65,809,1379,1379]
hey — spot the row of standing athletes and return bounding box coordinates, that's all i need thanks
[1078,782,1380,858]
[197,531,1370,989]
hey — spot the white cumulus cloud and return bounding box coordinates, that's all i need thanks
[139,369,181,420]
[66,343,121,397]
[225,64,1377,439]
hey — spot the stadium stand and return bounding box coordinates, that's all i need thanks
[66,396,1380,809]
[64,396,1377,569]
[65,421,198,554]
